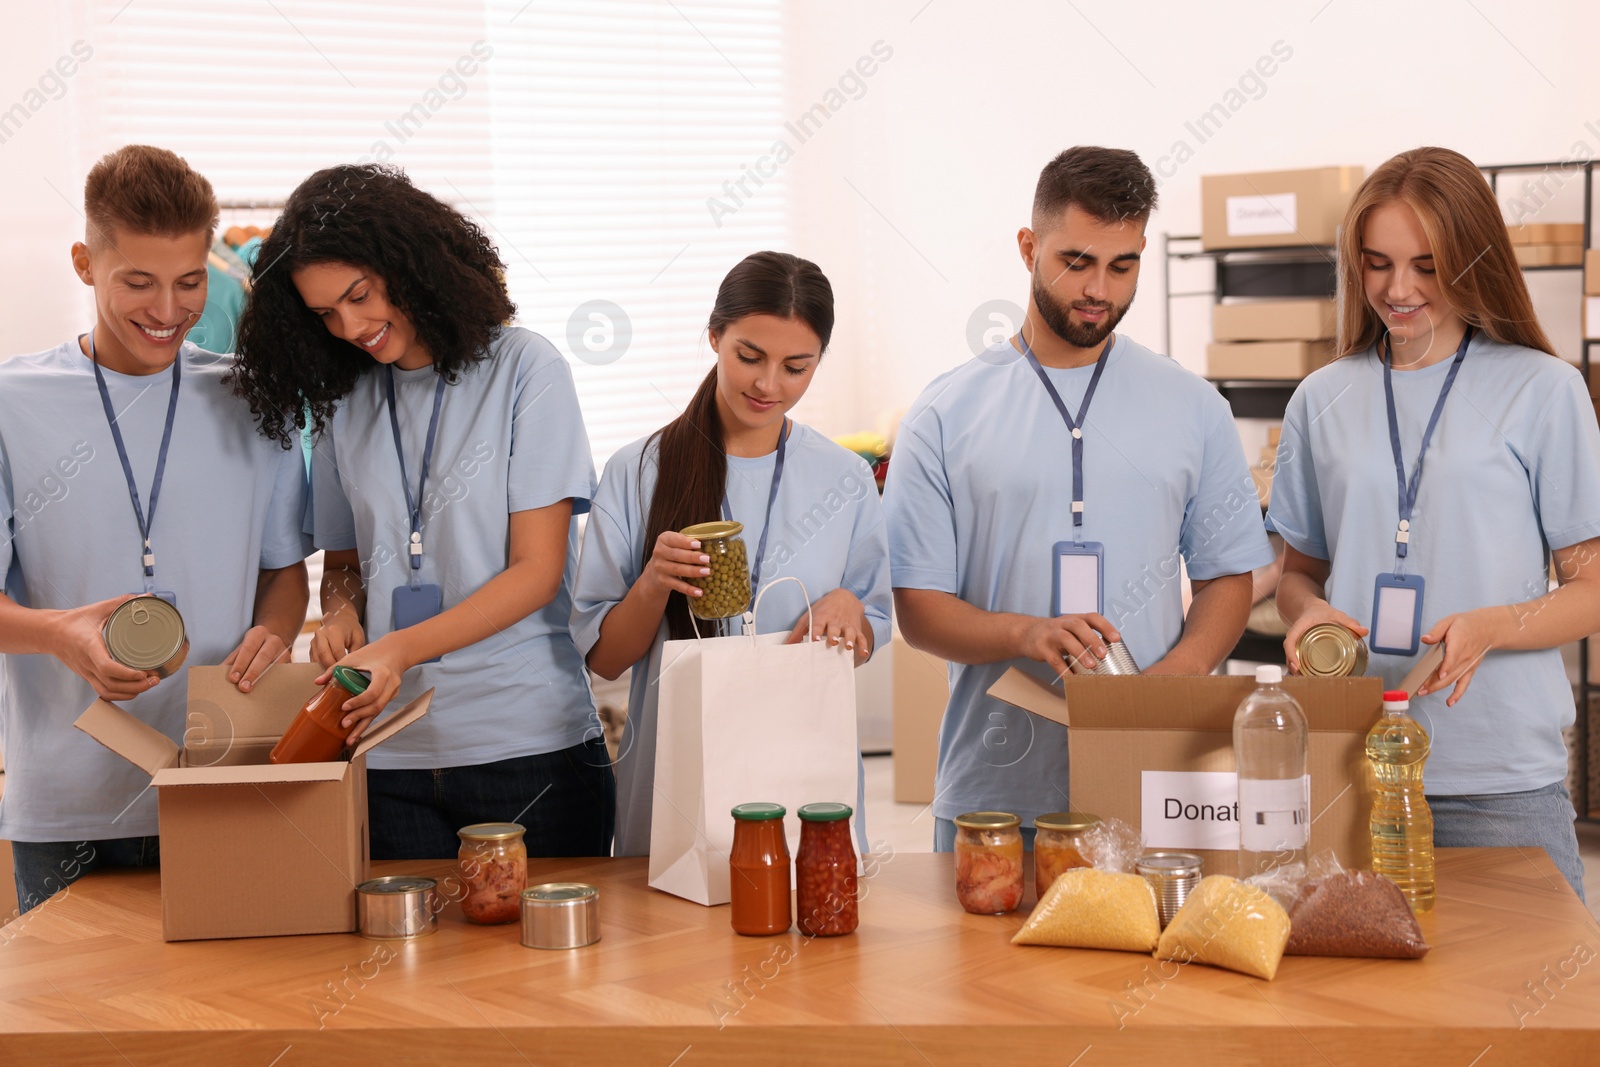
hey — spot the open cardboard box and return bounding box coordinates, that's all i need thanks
[988,671,1384,877]
[76,663,432,941]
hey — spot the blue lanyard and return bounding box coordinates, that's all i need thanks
[1020,334,1112,529]
[720,418,789,593]
[1381,326,1473,563]
[384,366,447,575]
[88,331,181,583]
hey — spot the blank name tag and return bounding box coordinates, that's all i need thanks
[1052,541,1104,617]
[1370,573,1425,656]
[392,583,444,664]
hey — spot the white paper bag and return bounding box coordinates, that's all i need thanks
[648,582,858,906]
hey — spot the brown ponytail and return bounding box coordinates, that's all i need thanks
[641,251,835,640]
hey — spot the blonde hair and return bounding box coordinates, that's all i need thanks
[1336,147,1556,358]
[84,145,218,249]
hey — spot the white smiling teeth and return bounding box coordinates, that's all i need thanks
[362,324,389,348]
[141,325,177,339]
[1390,305,1420,314]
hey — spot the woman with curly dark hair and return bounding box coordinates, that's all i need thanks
[231,164,613,860]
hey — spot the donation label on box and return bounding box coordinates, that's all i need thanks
[1226,192,1298,238]
[1141,770,1238,850]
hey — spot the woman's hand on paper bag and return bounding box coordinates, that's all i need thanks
[1282,600,1367,674]
[50,594,160,702]
[1417,610,1495,705]
[786,588,872,666]
[316,634,409,744]
[1020,614,1118,681]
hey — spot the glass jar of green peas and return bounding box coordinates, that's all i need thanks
[681,520,752,620]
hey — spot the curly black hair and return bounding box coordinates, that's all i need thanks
[227,164,515,447]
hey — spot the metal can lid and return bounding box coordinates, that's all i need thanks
[331,666,371,695]
[732,802,786,821]
[1298,623,1362,677]
[1135,850,1204,877]
[797,802,852,822]
[522,882,598,904]
[680,520,743,542]
[357,875,437,895]
[953,810,1021,830]
[102,595,186,671]
[1034,811,1101,833]
[457,821,525,841]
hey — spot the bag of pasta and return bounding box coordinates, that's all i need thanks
[1011,868,1161,952]
[1153,875,1290,980]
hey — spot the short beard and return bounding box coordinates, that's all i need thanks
[1032,270,1132,350]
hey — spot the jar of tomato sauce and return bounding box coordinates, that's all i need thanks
[729,803,791,936]
[953,811,1023,915]
[795,803,857,937]
[268,666,370,765]
[1033,811,1100,899]
[457,823,527,925]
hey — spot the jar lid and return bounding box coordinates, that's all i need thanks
[102,595,186,671]
[357,875,437,895]
[797,802,853,822]
[1033,811,1101,832]
[331,666,371,695]
[1135,851,1204,876]
[681,520,743,541]
[522,882,599,904]
[732,802,786,821]
[953,810,1021,830]
[457,822,525,841]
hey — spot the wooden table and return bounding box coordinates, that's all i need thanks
[0,849,1596,1065]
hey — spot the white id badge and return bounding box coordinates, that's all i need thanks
[1370,573,1425,656]
[1052,541,1104,616]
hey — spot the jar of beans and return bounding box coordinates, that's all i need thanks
[1032,811,1100,899]
[456,822,527,925]
[681,521,751,620]
[953,811,1023,915]
[795,803,857,936]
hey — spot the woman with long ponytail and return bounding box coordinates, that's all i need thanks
[573,251,891,856]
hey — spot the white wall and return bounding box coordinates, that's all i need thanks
[779,0,1600,438]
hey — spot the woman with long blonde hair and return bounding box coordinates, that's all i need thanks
[1270,147,1600,899]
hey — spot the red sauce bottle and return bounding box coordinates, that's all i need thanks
[268,667,370,765]
[729,803,791,935]
[796,803,858,936]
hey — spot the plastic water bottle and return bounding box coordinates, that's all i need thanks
[1234,665,1309,878]
[1366,689,1435,912]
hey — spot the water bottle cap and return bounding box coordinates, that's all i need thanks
[1255,665,1283,684]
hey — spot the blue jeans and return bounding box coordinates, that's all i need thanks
[11,836,160,915]
[1429,781,1586,902]
[368,738,616,860]
[934,817,1036,853]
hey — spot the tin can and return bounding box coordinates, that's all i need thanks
[680,520,751,620]
[1297,623,1368,678]
[356,875,438,939]
[521,882,601,949]
[1071,639,1140,676]
[1136,851,1204,929]
[102,595,188,677]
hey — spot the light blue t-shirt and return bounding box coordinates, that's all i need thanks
[0,340,310,840]
[570,423,892,856]
[309,326,600,769]
[884,335,1275,825]
[1268,336,1600,794]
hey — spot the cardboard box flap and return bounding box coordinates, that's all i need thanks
[75,699,181,777]
[988,670,1384,732]
[152,761,350,787]
[351,688,434,760]
[186,663,324,746]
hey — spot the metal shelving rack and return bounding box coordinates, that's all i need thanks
[1163,159,1598,821]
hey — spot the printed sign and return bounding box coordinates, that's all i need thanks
[1226,192,1298,237]
[1141,770,1240,851]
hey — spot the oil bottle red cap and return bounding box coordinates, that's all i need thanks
[1382,690,1408,702]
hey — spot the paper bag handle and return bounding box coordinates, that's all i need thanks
[744,575,814,641]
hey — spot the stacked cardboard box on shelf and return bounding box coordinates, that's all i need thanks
[1200,166,1364,250]
[1585,249,1600,341]
[1508,223,1585,267]
[1208,298,1338,380]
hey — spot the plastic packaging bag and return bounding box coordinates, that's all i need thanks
[1076,815,1143,874]
[1011,868,1161,951]
[1251,852,1429,959]
[1154,875,1290,980]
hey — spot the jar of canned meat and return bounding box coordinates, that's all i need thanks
[953,811,1023,915]
[1033,811,1100,899]
[795,803,858,936]
[457,822,527,925]
[730,803,791,936]
[681,520,751,620]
